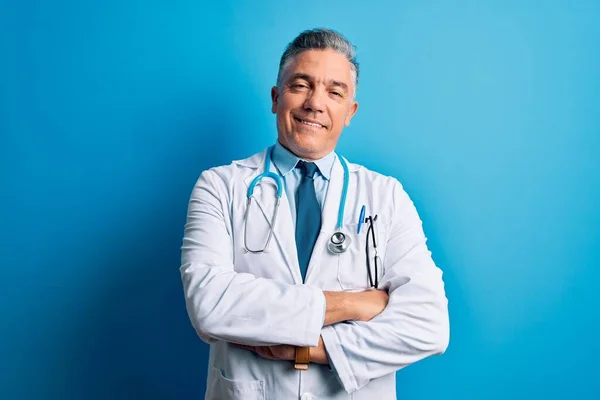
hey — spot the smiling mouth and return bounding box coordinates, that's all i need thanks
[294,116,325,129]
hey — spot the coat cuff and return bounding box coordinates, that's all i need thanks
[321,325,359,393]
[303,287,327,346]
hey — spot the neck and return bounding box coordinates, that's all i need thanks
[277,140,333,161]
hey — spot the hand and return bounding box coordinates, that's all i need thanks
[236,341,330,365]
[354,289,389,322]
[309,336,329,365]
[233,343,296,361]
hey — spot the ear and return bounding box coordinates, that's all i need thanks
[344,101,359,126]
[271,86,279,114]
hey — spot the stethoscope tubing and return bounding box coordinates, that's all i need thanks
[245,146,351,254]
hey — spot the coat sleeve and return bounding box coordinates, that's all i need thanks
[180,169,326,347]
[321,178,450,393]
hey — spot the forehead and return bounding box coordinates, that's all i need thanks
[282,49,354,85]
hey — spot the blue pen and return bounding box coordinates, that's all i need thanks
[357,205,366,234]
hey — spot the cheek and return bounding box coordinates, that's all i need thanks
[332,108,350,127]
[276,100,291,119]
[278,99,296,122]
[280,92,304,109]
[276,113,289,131]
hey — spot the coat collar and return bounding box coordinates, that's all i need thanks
[233,146,362,173]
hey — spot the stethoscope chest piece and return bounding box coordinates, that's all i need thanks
[328,230,351,254]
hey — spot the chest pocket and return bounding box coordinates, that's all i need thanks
[336,222,387,290]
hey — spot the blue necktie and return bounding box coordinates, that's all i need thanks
[295,161,322,283]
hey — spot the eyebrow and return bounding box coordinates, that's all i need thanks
[287,73,349,93]
[329,80,349,93]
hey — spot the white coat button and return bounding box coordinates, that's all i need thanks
[300,393,315,400]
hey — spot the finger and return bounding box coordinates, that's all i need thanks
[233,343,255,352]
[257,347,276,360]
[255,347,269,359]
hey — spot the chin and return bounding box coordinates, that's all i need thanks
[291,134,319,149]
[290,137,329,159]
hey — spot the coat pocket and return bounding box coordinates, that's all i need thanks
[336,223,387,290]
[205,367,265,400]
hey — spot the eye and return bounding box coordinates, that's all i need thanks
[331,91,343,98]
[291,83,309,90]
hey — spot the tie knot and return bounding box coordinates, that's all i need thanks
[297,161,318,179]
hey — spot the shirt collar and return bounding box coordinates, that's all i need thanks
[271,141,336,180]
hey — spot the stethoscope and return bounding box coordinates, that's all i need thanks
[244,145,351,254]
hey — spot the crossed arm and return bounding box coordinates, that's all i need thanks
[234,290,390,364]
[180,170,449,393]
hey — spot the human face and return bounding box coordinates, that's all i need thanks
[271,49,359,161]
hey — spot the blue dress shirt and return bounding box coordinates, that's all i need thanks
[271,141,336,228]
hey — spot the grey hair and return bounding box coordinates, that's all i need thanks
[276,28,359,94]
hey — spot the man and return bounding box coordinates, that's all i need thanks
[180,28,449,399]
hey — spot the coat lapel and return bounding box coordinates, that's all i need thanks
[243,149,301,284]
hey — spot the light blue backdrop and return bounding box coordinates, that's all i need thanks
[1,0,599,399]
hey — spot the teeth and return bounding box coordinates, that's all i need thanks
[298,118,322,128]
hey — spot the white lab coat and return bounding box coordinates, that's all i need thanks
[180,147,449,400]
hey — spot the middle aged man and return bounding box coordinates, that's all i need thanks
[180,28,450,400]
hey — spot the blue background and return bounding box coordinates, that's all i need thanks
[1,0,599,399]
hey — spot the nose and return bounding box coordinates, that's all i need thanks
[303,88,325,114]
